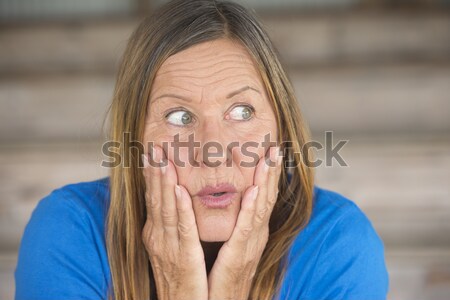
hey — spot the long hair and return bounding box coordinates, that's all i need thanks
[105,0,315,299]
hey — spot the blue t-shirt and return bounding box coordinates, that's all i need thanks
[15,177,389,300]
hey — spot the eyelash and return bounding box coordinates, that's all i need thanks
[164,103,255,127]
[231,103,255,121]
[164,107,193,127]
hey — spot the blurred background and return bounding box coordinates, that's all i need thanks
[0,0,449,299]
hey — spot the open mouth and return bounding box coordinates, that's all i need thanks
[211,192,227,197]
[197,183,238,208]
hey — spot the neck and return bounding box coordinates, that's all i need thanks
[201,240,224,275]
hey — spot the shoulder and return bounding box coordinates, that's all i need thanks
[15,177,111,300]
[279,186,389,300]
[310,185,383,247]
[35,177,110,230]
[311,186,379,241]
[20,176,110,242]
[41,176,110,215]
[290,186,384,257]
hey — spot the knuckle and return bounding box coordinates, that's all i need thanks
[142,225,159,251]
[150,195,160,209]
[142,222,152,235]
[149,236,159,252]
[161,208,177,224]
[141,225,150,242]
[255,207,268,224]
[269,195,278,206]
[243,256,257,267]
[162,215,177,225]
[145,193,160,212]
[161,207,171,217]
[237,225,253,238]
[178,221,194,236]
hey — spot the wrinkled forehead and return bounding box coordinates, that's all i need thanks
[150,38,267,98]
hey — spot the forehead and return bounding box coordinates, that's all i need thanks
[150,38,265,97]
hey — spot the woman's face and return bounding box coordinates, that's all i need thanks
[144,38,278,242]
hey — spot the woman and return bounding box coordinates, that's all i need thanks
[15,0,389,299]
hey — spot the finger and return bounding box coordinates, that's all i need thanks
[226,185,259,248]
[266,146,282,207]
[175,184,201,249]
[142,145,163,226]
[253,146,280,225]
[159,147,180,239]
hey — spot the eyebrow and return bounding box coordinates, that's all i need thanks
[152,85,261,103]
[226,85,261,98]
[152,93,191,102]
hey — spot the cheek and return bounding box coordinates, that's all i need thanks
[232,112,278,145]
[142,129,178,170]
[170,147,193,185]
[231,124,277,162]
[237,161,258,187]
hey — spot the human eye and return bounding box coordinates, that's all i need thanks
[228,104,254,121]
[165,109,194,126]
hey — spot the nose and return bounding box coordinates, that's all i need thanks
[194,121,233,168]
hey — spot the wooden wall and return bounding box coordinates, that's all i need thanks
[1,9,449,300]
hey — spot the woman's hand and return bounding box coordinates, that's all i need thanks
[141,145,208,300]
[207,146,282,300]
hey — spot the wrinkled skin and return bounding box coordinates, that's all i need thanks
[141,38,282,300]
[144,38,278,241]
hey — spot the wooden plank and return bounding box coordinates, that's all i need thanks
[0,254,15,300]
[0,73,113,142]
[0,20,136,75]
[294,63,450,135]
[0,136,449,251]
[313,133,450,248]
[0,62,448,142]
[0,142,108,252]
[264,12,450,67]
[0,13,449,75]
[386,248,450,300]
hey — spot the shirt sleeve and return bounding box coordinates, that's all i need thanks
[302,204,390,300]
[15,189,109,300]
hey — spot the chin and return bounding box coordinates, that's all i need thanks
[196,214,237,242]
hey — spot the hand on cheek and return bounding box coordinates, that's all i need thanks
[141,145,209,300]
[207,146,283,300]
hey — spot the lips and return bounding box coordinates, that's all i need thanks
[197,183,238,209]
[197,183,237,197]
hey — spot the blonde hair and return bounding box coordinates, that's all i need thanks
[105,0,315,299]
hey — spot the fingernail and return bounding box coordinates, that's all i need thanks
[175,185,181,200]
[264,157,270,173]
[277,155,283,167]
[150,145,157,163]
[141,153,150,168]
[276,147,283,166]
[251,186,259,201]
[265,147,276,172]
